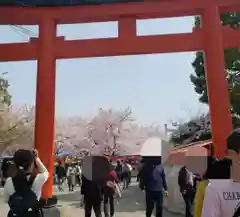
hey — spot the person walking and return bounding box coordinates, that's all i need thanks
[81,155,111,217]
[139,156,168,217]
[67,164,76,192]
[178,165,195,217]
[4,149,49,217]
[56,161,66,191]
[103,167,119,217]
[126,161,132,186]
[137,159,144,182]
[76,163,82,187]
[81,175,104,217]
[122,162,130,189]
[115,160,122,184]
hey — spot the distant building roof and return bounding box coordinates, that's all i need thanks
[165,140,212,165]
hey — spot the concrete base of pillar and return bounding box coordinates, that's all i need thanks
[39,195,58,208]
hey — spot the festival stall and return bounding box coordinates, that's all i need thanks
[55,152,71,165]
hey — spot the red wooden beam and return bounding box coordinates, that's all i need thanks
[0,42,36,61]
[56,32,202,58]
[55,29,240,59]
[0,0,239,25]
[0,0,200,25]
[54,28,240,58]
[1,27,240,61]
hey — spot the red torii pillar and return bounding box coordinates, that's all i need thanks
[34,19,57,200]
[202,5,232,157]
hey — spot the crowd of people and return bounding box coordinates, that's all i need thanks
[1,128,240,217]
[55,162,82,192]
[54,158,133,217]
[54,159,133,192]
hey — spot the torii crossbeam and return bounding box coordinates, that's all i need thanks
[0,0,239,202]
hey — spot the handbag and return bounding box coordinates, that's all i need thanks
[106,181,122,198]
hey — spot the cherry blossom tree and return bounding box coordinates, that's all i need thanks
[85,108,164,156]
[47,107,164,158]
[0,103,165,159]
[53,108,135,157]
[0,105,35,156]
[54,117,93,157]
[85,107,133,156]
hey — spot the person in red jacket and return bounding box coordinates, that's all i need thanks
[103,165,118,217]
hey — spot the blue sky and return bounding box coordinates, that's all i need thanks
[0,16,208,128]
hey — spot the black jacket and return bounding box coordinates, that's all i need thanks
[178,166,194,192]
[81,175,104,202]
[56,165,66,178]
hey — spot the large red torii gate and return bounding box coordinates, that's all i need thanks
[0,0,240,200]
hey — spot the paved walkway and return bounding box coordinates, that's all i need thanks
[57,184,183,217]
[0,183,183,217]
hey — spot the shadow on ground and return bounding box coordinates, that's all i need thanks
[56,184,183,216]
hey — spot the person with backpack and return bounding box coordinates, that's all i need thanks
[3,149,49,217]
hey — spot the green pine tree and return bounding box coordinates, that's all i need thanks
[0,74,12,107]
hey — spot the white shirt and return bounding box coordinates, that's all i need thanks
[123,164,132,172]
[187,170,194,186]
[127,164,132,172]
[76,165,81,175]
[67,166,76,176]
[201,179,240,217]
[3,158,49,202]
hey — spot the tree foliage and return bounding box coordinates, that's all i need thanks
[0,76,163,158]
[190,13,240,127]
[178,13,240,146]
[170,114,211,146]
[55,107,164,158]
[0,105,34,156]
[0,76,35,155]
[0,105,165,157]
[0,75,11,107]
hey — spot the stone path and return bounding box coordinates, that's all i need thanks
[0,182,183,217]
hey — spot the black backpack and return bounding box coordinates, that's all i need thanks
[8,175,43,217]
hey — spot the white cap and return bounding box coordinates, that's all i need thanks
[140,137,171,164]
